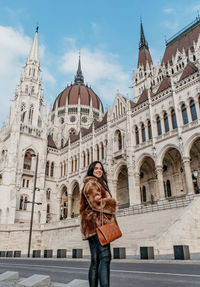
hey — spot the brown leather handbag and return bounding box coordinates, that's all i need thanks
[96,202,122,246]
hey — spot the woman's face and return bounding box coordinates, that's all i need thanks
[93,163,103,178]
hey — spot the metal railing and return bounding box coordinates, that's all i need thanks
[116,194,196,217]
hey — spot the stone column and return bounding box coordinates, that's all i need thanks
[112,180,118,199]
[133,172,141,205]
[156,166,166,200]
[68,194,72,218]
[168,112,173,131]
[183,157,194,194]
[186,103,192,123]
[195,99,200,121]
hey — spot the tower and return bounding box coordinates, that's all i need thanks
[0,27,47,224]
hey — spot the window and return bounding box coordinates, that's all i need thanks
[181,103,188,125]
[147,120,152,140]
[141,186,147,202]
[60,163,63,177]
[24,151,32,170]
[87,150,90,165]
[22,179,25,187]
[135,126,139,145]
[141,123,146,142]
[190,100,197,121]
[28,105,34,125]
[26,180,29,188]
[96,145,99,160]
[166,180,172,197]
[61,139,64,148]
[171,109,177,129]
[50,162,54,177]
[46,189,51,200]
[101,143,104,160]
[47,204,50,214]
[117,131,122,150]
[156,116,162,136]
[83,152,86,167]
[64,162,66,176]
[164,112,169,132]
[71,158,74,173]
[19,196,23,210]
[46,161,49,176]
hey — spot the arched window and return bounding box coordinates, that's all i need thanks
[19,196,23,210]
[71,158,74,173]
[166,180,172,197]
[164,112,169,132]
[61,139,64,148]
[135,126,139,145]
[190,99,197,121]
[83,152,86,167]
[47,203,50,214]
[75,156,77,171]
[90,147,93,163]
[147,120,152,140]
[181,103,188,125]
[117,131,122,150]
[46,189,51,200]
[24,151,32,170]
[50,162,54,177]
[24,196,28,210]
[101,143,104,160]
[64,162,66,176]
[171,109,177,129]
[156,116,162,135]
[28,105,34,125]
[60,163,63,177]
[46,161,49,176]
[87,150,90,165]
[141,123,146,142]
[69,129,76,136]
[96,145,99,160]
[198,95,200,109]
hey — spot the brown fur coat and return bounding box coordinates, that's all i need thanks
[80,176,117,239]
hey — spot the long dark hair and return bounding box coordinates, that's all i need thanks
[86,161,108,190]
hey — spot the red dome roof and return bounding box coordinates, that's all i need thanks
[53,83,103,111]
[52,56,104,112]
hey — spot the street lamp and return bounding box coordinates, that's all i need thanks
[27,153,39,257]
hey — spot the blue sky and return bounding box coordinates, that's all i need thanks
[0,0,200,124]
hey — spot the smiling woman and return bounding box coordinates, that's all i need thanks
[80,161,118,287]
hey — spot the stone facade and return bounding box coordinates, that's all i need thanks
[0,19,200,256]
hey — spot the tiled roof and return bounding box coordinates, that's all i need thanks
[94,113,107,130]
[138,46,153,70]
[179,62,198,82]
[156,77,171,94]
[47,135,57,149]
[81,124,93,137]
[162,20,200,67]
[70,132,80,144]
[131,89,153,108]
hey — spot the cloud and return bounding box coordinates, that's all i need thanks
[0,26,31,124]
[0,26,55,126]
[59,48,130,105]
[163,8,175,14]
[163,20,179,31]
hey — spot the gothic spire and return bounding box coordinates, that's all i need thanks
[139,19,148,49]
[74,53,84,84]
[26,26,39,63]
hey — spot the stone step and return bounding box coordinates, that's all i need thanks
[18,274,51,287]
[0,271,19,282]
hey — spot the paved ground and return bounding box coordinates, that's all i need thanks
[0,258,200,286]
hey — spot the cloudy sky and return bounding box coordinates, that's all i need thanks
[0,0,199,125]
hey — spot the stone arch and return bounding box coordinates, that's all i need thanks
[136,153,155,173]
[189,137,200,194]
[184,133,200,157]
[139,156,157,203]
[71,182,80,217]
[158,144,181,166]
[114,160,127,180]
[162,147,185,198]
[115,165,129,208]
[60,184,68,220]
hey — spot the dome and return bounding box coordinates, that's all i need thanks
[52,56,104,112]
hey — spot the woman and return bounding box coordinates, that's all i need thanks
[80,161,117,287]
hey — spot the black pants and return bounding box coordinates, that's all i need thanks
[88,234,111,287]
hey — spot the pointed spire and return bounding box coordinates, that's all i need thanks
[139,19,148,49]
[74,52,84,84]
[27,26,39,63]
